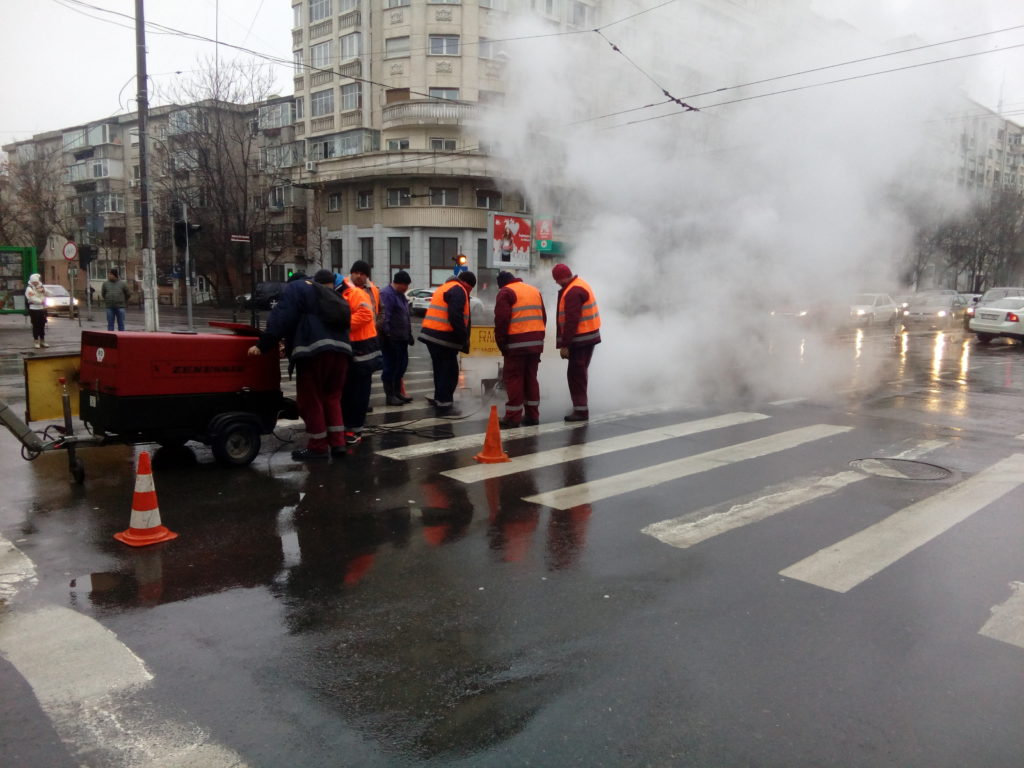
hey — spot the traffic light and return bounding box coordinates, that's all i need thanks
[286,268,295,280]
[173,221,201,249]
[79,244,96,269]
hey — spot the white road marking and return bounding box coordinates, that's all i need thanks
[768,397,806,406]
[0,534,37,603]
[979,581,1024,649]
[523,424,853,511]
[376,404,676,461]
[1016,433,1024,441]
[442,412,770,484]
[780,453,1024,593]
[643,441,947,549]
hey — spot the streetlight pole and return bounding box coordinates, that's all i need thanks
[135,0,159,331]
[181,200,195,331]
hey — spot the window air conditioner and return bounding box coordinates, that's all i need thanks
[305,161,317,172]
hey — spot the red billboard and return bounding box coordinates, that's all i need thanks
[490,214,532,269]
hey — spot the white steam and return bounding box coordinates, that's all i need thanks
[478,2,979,411]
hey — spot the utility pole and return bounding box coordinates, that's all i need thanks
[135,0,159,331]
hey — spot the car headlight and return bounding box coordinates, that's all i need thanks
[73,298,79,305]
[903,310,909,316]
[44,298,55,307]
[936,310,947,317]
[856,309,866,315]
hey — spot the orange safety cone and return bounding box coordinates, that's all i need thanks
[114,451,178,547]
[474,405,511,464]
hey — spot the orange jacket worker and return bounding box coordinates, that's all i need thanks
[418,271,476,416]
[552,263,601,422]
[493,271,546,427]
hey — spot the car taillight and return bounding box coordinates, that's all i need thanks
[1007,312,1020,323]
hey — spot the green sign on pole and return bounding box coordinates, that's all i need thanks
[0,246,39,314]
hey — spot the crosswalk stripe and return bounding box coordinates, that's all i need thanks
[376,404,676,461]
[979,582,1024,649]
[643,440,948,549]
[779,452,1024,593]
[523,424,853,511]
[442,412,770,484]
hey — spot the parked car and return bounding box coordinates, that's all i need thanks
[965,287,1024,322]
[237,281,287,310]
[899,292,969,330]
[43,284,78,315]
[849,293,898,326]
[968,297,1024,344]
[407,288,433,316]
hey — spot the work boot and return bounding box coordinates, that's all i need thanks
[291,447,329,461]
[436,405,462,417]
[521,418,540,427]
[384,381,404,407]
[498,417,521,429]
[563,411,589,422]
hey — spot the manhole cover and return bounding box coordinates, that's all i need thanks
[849,458,952,480]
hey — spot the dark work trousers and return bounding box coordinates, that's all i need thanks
[502,353,541,423]
[28,308,47,340]
[426,342,460,407]
[380,337,409,388]
[295,351,349,452]
[342,362,374,434]
[567,344,595,415]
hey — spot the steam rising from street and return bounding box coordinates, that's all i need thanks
[478,2,982,410]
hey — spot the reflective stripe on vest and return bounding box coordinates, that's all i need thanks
[505,281,545,352]
[557,277,600,342]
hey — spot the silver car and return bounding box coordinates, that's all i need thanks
[968,296,1024,344]
[849,293,898,326]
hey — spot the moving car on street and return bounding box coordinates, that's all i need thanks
[968,297,1024,344]
[849,293,898,327]
[43,284,78,316]
[237,281,286,311]
[900,292,969,330]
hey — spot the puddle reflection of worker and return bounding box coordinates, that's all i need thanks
[545,436,592,570]
[419,477,474,547]
[485,476,541,563]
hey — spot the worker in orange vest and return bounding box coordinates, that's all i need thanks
[418,271,476,416]
[337,260,381,446]
[493,270,546,428]
[552,263,601,422]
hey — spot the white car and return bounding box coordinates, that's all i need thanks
[407,288,433,316]
[849,293,898,326]
[968,297,1024,344]
[44,284,78,315]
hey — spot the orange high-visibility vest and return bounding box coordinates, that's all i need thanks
[344,277,379,343]
[422,280,469,344]
[557,276,600,343]
[505,281,545,353]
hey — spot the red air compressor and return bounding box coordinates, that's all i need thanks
[78,324,291,466]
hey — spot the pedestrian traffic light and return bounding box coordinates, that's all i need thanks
[287,268,295,280]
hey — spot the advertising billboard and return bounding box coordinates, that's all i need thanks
[0,246,39,313]
[488,213,532,270]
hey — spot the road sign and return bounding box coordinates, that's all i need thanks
[230,234,250,243]
[62,241,78,261]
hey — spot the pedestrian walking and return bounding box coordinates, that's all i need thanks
[247,270,352,461]
[418,271,476,416]
[552,263,601,421]
[493,271,546,428]
[379,270,414,406]
[24,274,50,349]
[338,261,382,446]
[101,269,130,331]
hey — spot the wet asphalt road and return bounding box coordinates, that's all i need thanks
[1,317,1023,767]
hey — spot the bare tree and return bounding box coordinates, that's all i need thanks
[155,59,276,305]
[0,143,70,254]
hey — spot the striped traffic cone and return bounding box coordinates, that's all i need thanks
[114,451,178,547]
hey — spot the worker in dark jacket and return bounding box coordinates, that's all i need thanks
[379,270,414,406]
[337,261,382,446]
[493,271,546,428]
[248,270,352,460]
[552,263,600,422]
[418,271,476,416]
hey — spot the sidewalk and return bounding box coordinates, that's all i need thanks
[0,305,259,361]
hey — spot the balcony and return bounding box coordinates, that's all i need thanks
[339,59,361,79]
[338,110,363,129]
[294,75,305,92]
[310,70,333,86]
[338,10,360,29]
[310,115,335,133]
[382,100,477,129]
[309,19,332,39]
[292,28,303,46]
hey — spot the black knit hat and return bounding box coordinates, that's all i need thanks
[313,269,335,284]
[458,271,477,288]
[496,271,515,288]
[392,270,411,285]
[350,260,371,276]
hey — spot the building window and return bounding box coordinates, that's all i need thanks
[476,190,501,210]
[387,138,410,150]
[428,0,459,4]
[479,37,503,59]
[386,88,410,104]
[310,40,332,69]
[309,0,331,23]
[357,189,373,209]
[295,97,304,118]
[327,193,342,211]
[330,239,343,270]
[340,32,361,59]
[341,83,361,111]
[569,0,592,26]
[429,237,458,271]
[385,36,410,58]
[311,89,334,117]
[480,0,506,8]
[429,187,459,206]
[428,87,460,101]
[428,35,460,56]
[389,237,410,268]
[430,137,456,151]
[293,3,302,27]
[387,187,411,206]
[339,0,358,11]
[359,237,374,266]
[293,50,304,73]
[386,0,409,6]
